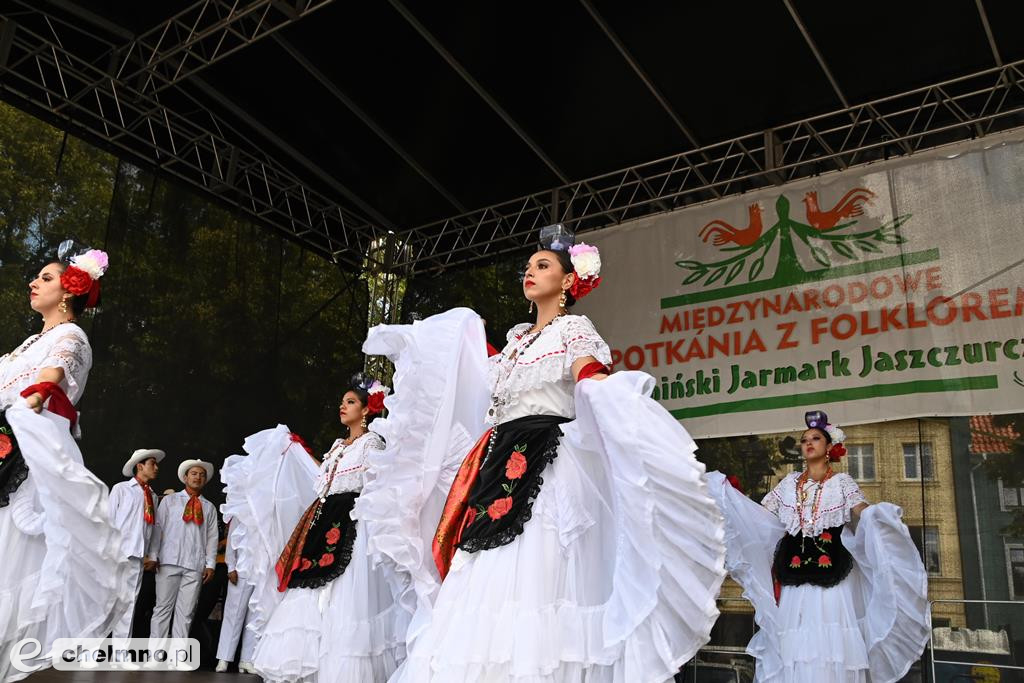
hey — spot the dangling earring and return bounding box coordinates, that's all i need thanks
[529,300,535,314]
[558,290,567,310]
[58,299,69,315]
[360,415,367,430]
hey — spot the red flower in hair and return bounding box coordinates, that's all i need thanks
[828,443,847,461]
[59,266,93,296]
[569,275,601,300]
[505,451,527,480]
[366,392,386,415]
[789,555,802,569]
[487,496,514,521]
[325,527,341,545]
[818,554,832,568]
[0,434,11,460]
[289,432,313,455]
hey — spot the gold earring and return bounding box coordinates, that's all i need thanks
[360,415,367,429]
[58,299,69,315]
[558,290,567,310]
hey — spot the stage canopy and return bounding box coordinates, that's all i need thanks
[1,0,1023,272]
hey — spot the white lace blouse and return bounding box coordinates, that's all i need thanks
[313,431,385,498]
[488,314,612,425]
[0,323,92,410]
[762,471,867,537]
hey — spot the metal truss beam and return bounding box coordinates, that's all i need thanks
[396,59,1024,273]
[0,13,385,268]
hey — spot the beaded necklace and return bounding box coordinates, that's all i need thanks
[796,466,834,548]
[4,320,75,361]
[312,433,367,523]
[485,313,563,461]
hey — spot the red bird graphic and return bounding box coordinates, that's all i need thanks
[803,187,875,231]
[699,203,763,247]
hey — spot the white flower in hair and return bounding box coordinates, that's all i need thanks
[69,249,109,280]
[824,424,845,444]
[568,243,601,281]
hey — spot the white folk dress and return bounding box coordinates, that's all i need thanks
[0,324,128,682]
[221,427,409,683]
[707,470,931,683]
[358,308,727,683]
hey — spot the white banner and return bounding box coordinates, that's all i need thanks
[577,131,1024,438]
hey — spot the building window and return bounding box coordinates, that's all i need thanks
[999,480,1024,511]
[1006,544,1024,600]
[903,442,934,480]
[846,444,876,482]
[908,526,941,575]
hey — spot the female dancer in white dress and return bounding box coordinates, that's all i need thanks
[707,410,931,683]
[358,232,727,683]
[220,374,409,682]
[0,244,125,682]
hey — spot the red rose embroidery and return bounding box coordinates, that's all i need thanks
[59,265,93,296]
[505,451,527,480]
[487,496,514,521]
[325,527,341,545]
[0,434,12,460]
[464,507,478,527]
[319,553,335,567]
[300,558,313,571]
[819,531,832,543]
[819,554,832,568]
[789,555,802,569]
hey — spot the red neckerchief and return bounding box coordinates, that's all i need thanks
[182,490,204,525]
[135,475,155,525]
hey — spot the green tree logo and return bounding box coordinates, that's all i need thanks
[676,188,911,290]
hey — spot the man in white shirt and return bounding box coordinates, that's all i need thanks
[108,448,164,640]
[215,517,256,674]
[149,459,219,639]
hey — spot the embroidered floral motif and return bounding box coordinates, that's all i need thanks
[820,531,832,543]
[319,553,335,567]
[464,507,477,527]
[819,554,832,567]
[325,525,341,545]
[505,450,527,480]
[300,558,313,571]
[487,496,513,520]
[0,434,11,460]
[789,555,802,569]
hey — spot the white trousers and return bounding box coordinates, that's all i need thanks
[111,557,144,639]
[150,564,202,639]
[216,579,256,662]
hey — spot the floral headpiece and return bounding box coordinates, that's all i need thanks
[804,410,847,461]
[57,240,109,309]
[352,373,391,415]
[538,224,603,301]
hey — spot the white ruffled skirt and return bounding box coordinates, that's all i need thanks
[0,407,128,683]
[221,425,409,683]
[359,309,728,683]
[706,471,930,683]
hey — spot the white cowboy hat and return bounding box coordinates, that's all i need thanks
[122,448,165,478]
[177,459,215,484]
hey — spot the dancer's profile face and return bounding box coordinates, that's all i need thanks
[523,250,574,304]
[136,457,159,482]
[338,390,367,428]
[29,262,70,314]
[800,429,829,461]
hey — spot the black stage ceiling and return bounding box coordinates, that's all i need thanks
[1,1,1023,270]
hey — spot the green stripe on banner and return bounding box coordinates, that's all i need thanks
[669,375,999,420]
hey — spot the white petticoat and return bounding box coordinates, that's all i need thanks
[362,309,727,683]
[706,472,930,683]
[0,408,128,683]
[251,518,407,683]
